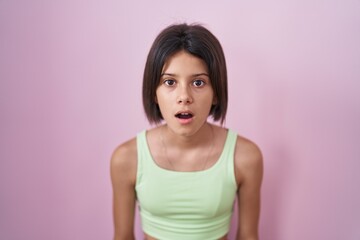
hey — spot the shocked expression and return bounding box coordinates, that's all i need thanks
[156,50,216,135]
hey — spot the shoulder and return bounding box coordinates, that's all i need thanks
[110,137,138,185]
[233,133,263,185]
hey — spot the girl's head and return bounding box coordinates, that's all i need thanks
[143,23,228,124]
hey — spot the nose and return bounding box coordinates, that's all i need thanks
[177,85,193,104]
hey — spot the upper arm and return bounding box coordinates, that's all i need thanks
[234,137,263,240]
[110,139,137,240]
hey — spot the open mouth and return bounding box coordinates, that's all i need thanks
[175,112,193,119]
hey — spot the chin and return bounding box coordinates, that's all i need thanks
[167,120,208,136]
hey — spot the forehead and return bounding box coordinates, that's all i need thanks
[161,51,208,76]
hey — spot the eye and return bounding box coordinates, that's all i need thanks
[193,79,205,87]
[164,79,176,86]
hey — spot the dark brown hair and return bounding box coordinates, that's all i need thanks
[142,23,228,124]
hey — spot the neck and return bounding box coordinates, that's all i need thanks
[162,122,213,149]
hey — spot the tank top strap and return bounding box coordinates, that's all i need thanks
[136,130,148,186]
[222,129,238,188]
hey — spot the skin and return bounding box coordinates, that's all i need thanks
[111,51,263,240]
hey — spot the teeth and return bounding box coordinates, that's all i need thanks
[176,112,192,119]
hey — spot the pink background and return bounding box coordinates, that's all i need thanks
[1,0,359,239]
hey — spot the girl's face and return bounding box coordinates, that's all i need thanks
[156,50,216,137]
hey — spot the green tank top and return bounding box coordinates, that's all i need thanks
[135,129,238,240]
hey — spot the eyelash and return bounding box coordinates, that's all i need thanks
[163,79,206,87]
[193,79,205,87]
[163,79,176,86]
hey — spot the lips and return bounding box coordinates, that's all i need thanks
[174,111,194,124]
[175,112,193,119]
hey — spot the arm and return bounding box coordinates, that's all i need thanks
[234,137,263,240]
[110,139,137,240]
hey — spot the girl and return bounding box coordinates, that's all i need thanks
[111,23,263,240]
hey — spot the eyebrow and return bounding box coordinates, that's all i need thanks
[161,73,209,77]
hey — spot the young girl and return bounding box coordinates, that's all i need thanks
[111,23,263,240]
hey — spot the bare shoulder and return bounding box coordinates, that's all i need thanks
[235,135,263,166]
[110,137,138,185]
[234,134,263,185]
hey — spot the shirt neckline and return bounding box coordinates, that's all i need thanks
[142,129,231,175]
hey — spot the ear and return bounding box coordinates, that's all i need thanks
[212,97,218,105]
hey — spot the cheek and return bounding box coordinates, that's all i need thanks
[203,91,215,104]
[155,89,164,104]
[155,90,165,105]
[197,95,215,113]
[155,92,172,115]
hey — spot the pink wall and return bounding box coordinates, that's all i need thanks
[1,0,359,239]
